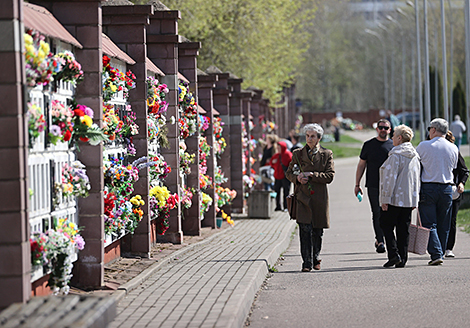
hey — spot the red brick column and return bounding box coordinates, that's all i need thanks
[207,69,232,216]
[32,0,105,288]
[147,8,182,243]
[228,76,244,213]
[0,0,31,309]
[197,72,217,228]
[179,41,202,235]
[102,4,153,257]
[242,91,253,200]
[248,88,263,189]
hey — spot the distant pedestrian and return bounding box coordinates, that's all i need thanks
[379,125,421,268]
[269,141,292,211]
[286,123,335,272]
[416,118,458,265]
[260,134,278,190]
[449,115,466,149]
[444,131,469,258]
[355,119,393,254]
[290,133,303,152]
[386,110,400,138]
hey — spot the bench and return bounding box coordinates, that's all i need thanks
[0,295,116,328]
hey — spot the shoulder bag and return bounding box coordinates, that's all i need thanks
[408,212,430,255]
[286,151,302,220]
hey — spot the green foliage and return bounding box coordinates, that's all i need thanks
[429,66,444,118]
[138,0,315,104]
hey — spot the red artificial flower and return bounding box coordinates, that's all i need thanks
[74,109,85,117]
[103,55,110,67]
[63,129,72,141]
[80,137,89,142]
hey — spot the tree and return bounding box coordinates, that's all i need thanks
[452,81,466,125]
[138,0,316,104]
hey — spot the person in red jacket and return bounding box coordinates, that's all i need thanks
[269,141,293,211]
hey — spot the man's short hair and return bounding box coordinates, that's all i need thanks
[429,118,448,135]
[377,119,391,127]
[303,123,324,139]
[394,124,413,143]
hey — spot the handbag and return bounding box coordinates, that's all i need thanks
[408,212,430,255]
[286,193,296,220]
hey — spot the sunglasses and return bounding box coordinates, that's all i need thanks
[427,126,435,132]
[377,126,390,130]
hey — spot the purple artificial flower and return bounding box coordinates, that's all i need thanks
[50,125,61,136]
[74,235,85,250]
[83,106,94,118]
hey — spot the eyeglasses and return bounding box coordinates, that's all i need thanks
[377,126,390,130]
[427,126,435,132]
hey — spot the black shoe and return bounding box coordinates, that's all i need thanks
[383,256,401,268]
[274,207,282,211]
[395,262,406,268]
[376,243,386,253]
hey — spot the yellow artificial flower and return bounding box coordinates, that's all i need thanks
[80,115,93,127]
[110,84,117,92]
[39,40,50,54]
[24,34,33,45]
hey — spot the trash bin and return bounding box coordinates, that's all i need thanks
[248,190,274,218]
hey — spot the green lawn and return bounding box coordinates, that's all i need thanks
[457,208,470,234]
[321,134,362,158]
[327,144,361,158]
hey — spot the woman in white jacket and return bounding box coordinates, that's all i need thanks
[379,125,421,268]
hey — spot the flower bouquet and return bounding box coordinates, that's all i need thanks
[30,232,48,267]
[27,103,46,146]
[180,186,194,209]
[149,185,179,235]
[102,55,136,102]
[179,148,195,176]
[148,152,171,183]
[53,50,83,85]
[199,114,210,132]
[70,102,108,146]
[24,31,61,87]
[53,161,91,207]
[200,192,213,217]
[49,100,73,144]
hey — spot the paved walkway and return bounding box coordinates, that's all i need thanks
[247,156,470,328]
[110,212,296,328]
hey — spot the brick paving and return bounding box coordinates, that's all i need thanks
[110,212,296,328]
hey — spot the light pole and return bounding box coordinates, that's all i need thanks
[464,0,469,147]
[423,0,432,128]
[378,22,394,112]
[387,15,406,117]
[407,0,425,140]
[397,7,417,133]
[447,0,454,119]
[365,29,388,111]
[440,0,449,121]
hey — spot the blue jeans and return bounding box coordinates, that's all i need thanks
[418,183,453,260]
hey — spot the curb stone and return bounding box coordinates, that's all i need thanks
[222,219,297,328]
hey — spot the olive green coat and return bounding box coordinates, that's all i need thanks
[285,146,335,228]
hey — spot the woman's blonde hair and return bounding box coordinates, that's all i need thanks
[394,124,413,143]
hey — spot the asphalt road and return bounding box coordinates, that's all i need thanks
[246,155,470,328]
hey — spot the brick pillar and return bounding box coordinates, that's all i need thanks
[102,4,154,257]
[207,69,232,216]
[179,41,202,235]
[242,91,253,203]
[228,77,244,213]
[0,0,31,309]
[31,0,105,288]
[197,72,217,228]
[249,88,263,189]
[147,8,182,243]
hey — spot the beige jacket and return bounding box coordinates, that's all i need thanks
[379,142,421,207]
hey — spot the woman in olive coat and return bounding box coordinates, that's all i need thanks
[285,123,335,271]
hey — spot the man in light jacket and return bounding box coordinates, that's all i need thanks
[416,118,458,265]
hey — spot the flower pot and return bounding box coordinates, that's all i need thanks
[216,217,223,228]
